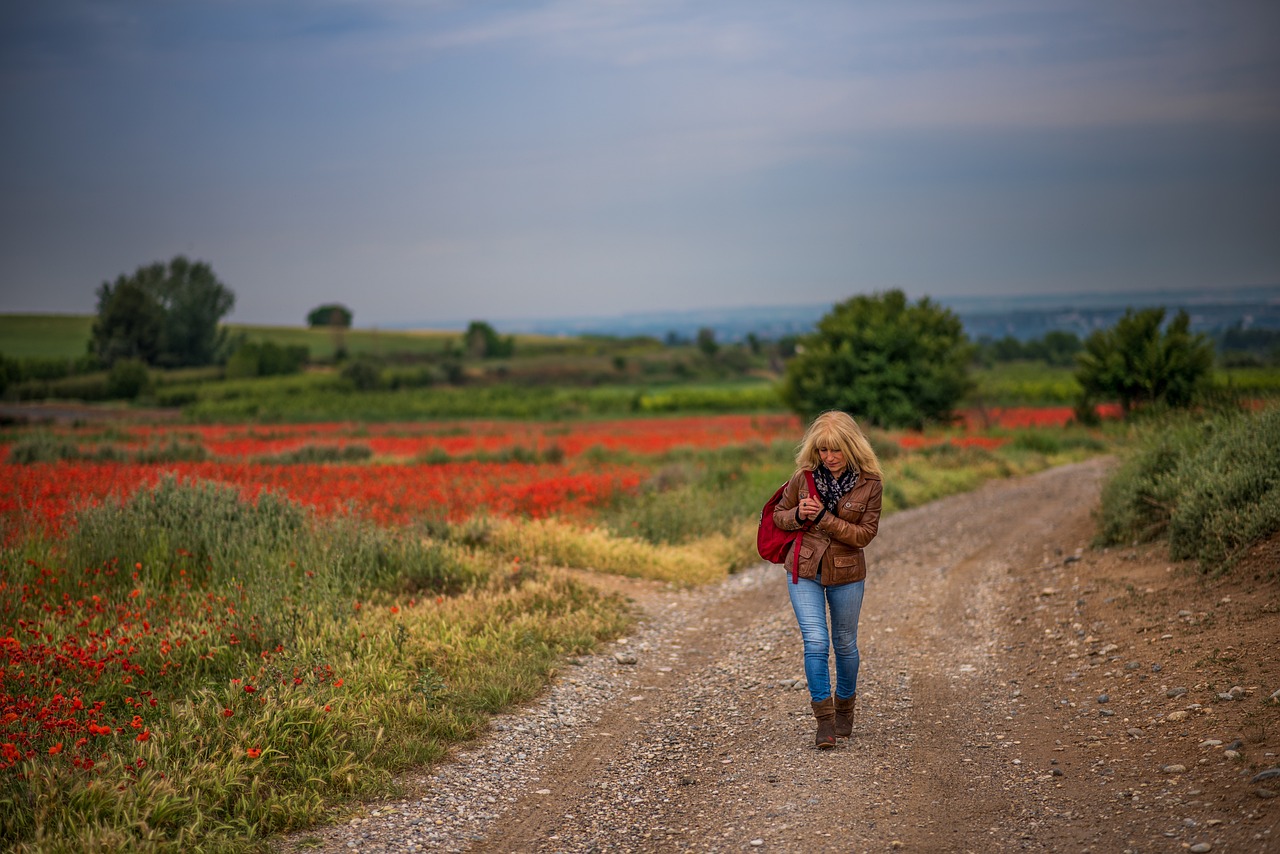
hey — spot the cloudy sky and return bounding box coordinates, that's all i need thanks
[1,0,1277,327]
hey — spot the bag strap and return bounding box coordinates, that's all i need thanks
[791,469,819,584]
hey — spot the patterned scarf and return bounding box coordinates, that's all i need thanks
[813,465,858,515]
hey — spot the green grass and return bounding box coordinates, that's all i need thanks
[0,315,625,363]
[230,324,459,361]
[168,375,782,422]
[0,314,95,359]
[968,361,1080,405]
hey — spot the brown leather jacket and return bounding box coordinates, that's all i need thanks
[772,468,882,586]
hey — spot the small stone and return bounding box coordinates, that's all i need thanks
[1269,687,1280,704]
[1097,694,1110,704]
[1199,739,1223,748]
[1217,692,1235,702]
[1190,843,1212,853]
[1167,710,1190,722]
[534,789,551,795]
[1100,709,1115,717]
[1250,768,1280,783]
[613,652,637,665]
[1166,687,1188,698]
[1051,768,1064,777]
[1124,661,1141,671]
[1224,750,1242,760]
[1162,764,1188,774]
[750,840,764,847]
[1257,788,1277,799]
[1127,728,1144,738]
[1151,663,1162,672]
[1229,685,1245,697]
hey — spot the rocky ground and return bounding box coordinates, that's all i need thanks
[280,458,1279,853]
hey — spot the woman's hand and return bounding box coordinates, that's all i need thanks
[798,495,823,521]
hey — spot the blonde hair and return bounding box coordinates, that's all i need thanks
[795,410,882,479]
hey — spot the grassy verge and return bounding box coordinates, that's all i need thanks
[1,480,627,852]
[1095,403,1280,574]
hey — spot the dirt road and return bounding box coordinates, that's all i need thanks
[287,458,1279,853]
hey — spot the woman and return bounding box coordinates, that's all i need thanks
[773,410,883,749]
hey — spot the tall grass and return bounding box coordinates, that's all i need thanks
[0,480,628,851]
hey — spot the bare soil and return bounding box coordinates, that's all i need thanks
[295,458,1280,853]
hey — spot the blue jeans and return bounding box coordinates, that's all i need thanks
[787,576,864,703]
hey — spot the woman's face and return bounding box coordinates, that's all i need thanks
[818,445,846,476]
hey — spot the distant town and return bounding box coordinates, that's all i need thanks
[410,284,1280,344]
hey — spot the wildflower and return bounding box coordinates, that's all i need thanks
[246,747,261,759]
[390,606,400,615]
[222,709,233,718]
[130,715,143,729]
[136,731,150,742]
[48,742,63,755]
[333,679,344,688]
[243,684,256,694]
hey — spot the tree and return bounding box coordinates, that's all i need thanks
[306,304,353,328]
[695,327,719,357]
[91,278,165,366]
[781,289,973,428]
[1074,307,1213,416]
[91,256,235,368]
[463,321,514,358]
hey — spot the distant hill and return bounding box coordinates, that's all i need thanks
[423,284,1280,343]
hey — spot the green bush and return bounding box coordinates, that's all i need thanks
[12,371,112,401]
[1096,406,1280,572]
[341,358,384,391]
[107,358,151,399]
[1165,406,1280,571]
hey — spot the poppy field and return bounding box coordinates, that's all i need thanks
[0,407,1121,850]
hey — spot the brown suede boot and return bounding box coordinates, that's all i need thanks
[811,697,837,749]
[833,693,856,738]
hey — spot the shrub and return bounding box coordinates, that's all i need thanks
[782,289,973,427]
[107,358,151,399]
[1165,406,1280,571]
[341,358,383,391]
[1096,406,1280,572]
[1075,307,1214,416]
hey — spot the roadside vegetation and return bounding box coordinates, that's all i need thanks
[1096,403,1280,575]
